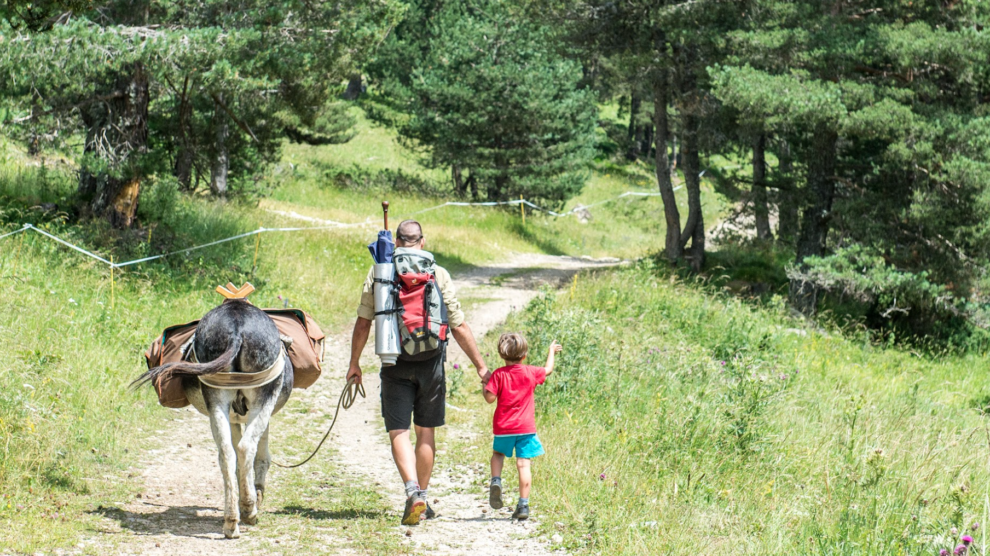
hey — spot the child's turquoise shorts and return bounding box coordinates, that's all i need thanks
[492,433,545,459]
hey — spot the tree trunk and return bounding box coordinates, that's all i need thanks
[466,173,479,200]
[776,138,798,244]
[210,95,229,198]
[173,77,194,190]
[752,133,772,240]
[77,62,149,228]
[627,94,641,160]
[677,47,705,272]
[789,125,839,314]
[452,165,465,195]
[653,65,681,264]
[641,124,654,162]
[490,174,508,201]
[343,74,363,100]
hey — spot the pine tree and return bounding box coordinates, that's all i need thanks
[388,1,597,206]
[0,0,401,225]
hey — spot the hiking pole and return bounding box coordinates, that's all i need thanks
[382,201,389,231]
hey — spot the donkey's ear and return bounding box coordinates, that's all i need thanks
[279,334,294,349]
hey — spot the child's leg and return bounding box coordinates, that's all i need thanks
[516,458,532,499]
[491,451,505,479]
[489,451,507,509]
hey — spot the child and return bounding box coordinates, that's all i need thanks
[483,332,562,520]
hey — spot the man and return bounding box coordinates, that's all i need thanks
[346,219,490,525]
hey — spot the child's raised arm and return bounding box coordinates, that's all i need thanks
[544,340,563,376]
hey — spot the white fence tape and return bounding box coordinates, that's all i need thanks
[0,188,674,269]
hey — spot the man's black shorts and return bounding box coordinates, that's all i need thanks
[380,350,446,431]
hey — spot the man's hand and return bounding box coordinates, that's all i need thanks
[477,366,491,386]
[346,364,364,385]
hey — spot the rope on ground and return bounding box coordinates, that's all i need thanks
[272,376,365,469]
[0,188,676,269]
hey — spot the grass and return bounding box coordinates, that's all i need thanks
[441,261,990,555]
[0,106,723,552]
[271,107,727,262]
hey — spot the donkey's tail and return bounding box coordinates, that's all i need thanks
[130,336,242,390]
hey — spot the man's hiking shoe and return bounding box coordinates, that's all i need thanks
[402,491,428,525]
[424,503,436,520]
[512,503,530,521]
[489,481,504,510]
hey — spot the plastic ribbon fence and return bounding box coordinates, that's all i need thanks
[0,189,677,269]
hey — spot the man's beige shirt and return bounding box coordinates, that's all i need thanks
[357,265,465,329]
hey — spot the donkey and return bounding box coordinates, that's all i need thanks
[133,299,293,538]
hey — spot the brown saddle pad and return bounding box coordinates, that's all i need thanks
[144,309,326,408]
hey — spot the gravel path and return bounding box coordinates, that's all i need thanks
[80,254,622,555]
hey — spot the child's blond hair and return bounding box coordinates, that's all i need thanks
[497,332,529,362]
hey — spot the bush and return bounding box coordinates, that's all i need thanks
[321,164,450,197]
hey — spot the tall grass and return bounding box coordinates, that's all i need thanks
[445,262,990,555]
[0,104,726,551]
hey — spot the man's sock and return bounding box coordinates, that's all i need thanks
[491,476,502,486]
[420,488,428,499]
[518,497,529,506]
[404,480,420,498]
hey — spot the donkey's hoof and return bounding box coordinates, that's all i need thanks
[223,519,240,539]
[255,487,265,509]
[241,512,258,526]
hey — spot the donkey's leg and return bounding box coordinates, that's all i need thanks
[237,400,276,525]
[253,425,271,510]
[230,422,244,495]
[207,395,241,539]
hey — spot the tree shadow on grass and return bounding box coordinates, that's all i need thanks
[89,504,224,538]
[273,505,386,521]
[510,221,567,256]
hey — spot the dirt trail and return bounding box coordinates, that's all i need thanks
[81,254,621,556]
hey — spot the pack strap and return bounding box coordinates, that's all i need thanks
[189,345,287,390]
[375,309,401,316]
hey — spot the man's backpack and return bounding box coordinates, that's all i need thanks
[393,247,448,359]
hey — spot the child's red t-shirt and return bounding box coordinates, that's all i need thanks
[485,364,547,436]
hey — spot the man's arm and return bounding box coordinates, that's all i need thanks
[450,322,489,382]
[346,317,373,385]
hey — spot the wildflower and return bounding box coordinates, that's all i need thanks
[963,536,973,545]
[952,528,959,536]
[599,473,606,481]
[941,550,949,556]
[779,374,788,381]
[277,295,282,300]
[973,522,980,531]
[720,361,726,366]
[954,545,967,555]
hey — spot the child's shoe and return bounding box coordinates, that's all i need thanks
[512,502,529,520]
[489,477,504,509]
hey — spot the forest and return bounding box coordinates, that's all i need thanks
[4,0,989,346]
[3,2,990,554]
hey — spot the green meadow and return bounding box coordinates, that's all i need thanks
[443,262,990,555]
[0,110,720,552]
[3,108,984,556]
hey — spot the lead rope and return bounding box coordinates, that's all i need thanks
[273,377,365,469]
